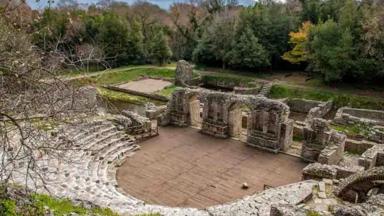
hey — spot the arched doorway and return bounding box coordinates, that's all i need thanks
[240,107,251,142]
[228,103,251,142]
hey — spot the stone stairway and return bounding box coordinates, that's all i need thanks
[12,119,143,211]
[8,117,317,216]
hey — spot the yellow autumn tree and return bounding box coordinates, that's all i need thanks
[282,21,313,64]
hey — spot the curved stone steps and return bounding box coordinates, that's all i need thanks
[95,144,139,180]
[75,125,117,146]
[89,134,132,154]
[65,120,106,138]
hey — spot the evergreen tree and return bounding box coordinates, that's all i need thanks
[227,29,270,69]
[126,19,145,64]
[192,12,236,68]
[96,13,130,66]
[308,20,355,82]
[149,30,172,65]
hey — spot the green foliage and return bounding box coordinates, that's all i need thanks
[269,84,384,110]
[33,194,119,216]
[238,1,298,66]
[148,30,172,65]
[98,87,154,105]
[193,13,236,68]
[17,0,384,84]
[306,210,322,216]
[0,199,17,216]
[331,122,372,138]
[305,0,384,83]
[308,20,355,82]
[0,188,118,216]
[156,85,177,97]
[32,9,70,51]
[227,28,270,69]
[201,74,257,88]
[293,133,304,142]
[282,22,312,64]
[92,67,174,85]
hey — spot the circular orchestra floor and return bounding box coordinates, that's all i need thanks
[116,126,307,208]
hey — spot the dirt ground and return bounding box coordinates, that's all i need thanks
[118,78,172,93]
[116,127,307,208]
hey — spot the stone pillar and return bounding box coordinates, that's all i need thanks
[175,60,193,86]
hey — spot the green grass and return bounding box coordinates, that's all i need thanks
[201,74,258,88]
[70,67,175,86]
[97,87,154,105]
[270,84,384,110]
[0,199,17,216]
[93,67,174,85]
[0,190,118,216]
[330,123,372,138]
[156,84,177,97]
[68,66,175,106]
[293,133,304,142]
[306,210,322,216]
[33,194,118,216]
[31,118,60,131]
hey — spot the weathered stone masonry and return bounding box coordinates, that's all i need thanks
[165,88,294,153]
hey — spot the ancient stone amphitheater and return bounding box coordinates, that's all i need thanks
[8,114,316,215]
[5,61,384,215]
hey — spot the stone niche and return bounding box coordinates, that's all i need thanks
[167,88,205,127]
[201,92,231,138]
[168,89,190,126]
[245,97,293,153]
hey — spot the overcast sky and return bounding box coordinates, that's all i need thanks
[27,0,256,10]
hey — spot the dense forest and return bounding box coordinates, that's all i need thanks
[2,0,384,83]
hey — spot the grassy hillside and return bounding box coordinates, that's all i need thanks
[0,188,118,216]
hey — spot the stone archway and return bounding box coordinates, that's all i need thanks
[228,102,251,141]
[335,167,384,203]
[189,94,202,128]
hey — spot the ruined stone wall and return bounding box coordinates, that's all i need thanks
[167,89,191,126]
[246,97,293,152]
[302,163,363,180]
[369,126,384,143]
[307,100,333,121]
[334,107,384,126]
[301,118,346,164]
[233,86,261,95]
[201,92,231,138]
[118,110,153,138]
[334,166,384,203]
[286,98,323,113]
[175,60,194,86]
[344,139,375,155]
[166,87,294,152]
[358,145,384,169]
